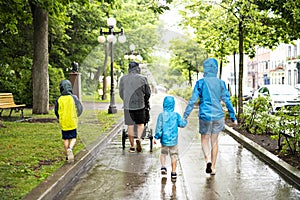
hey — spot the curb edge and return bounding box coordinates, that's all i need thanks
[225,125,300,189]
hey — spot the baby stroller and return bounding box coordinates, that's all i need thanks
[122,99,153,152]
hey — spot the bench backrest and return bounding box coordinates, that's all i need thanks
[0,93,16,105]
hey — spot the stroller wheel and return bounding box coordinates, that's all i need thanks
[149,129,153,152]
[122,129,126,150]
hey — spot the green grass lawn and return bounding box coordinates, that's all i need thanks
[0,107,123,200]
[81,90,123,104]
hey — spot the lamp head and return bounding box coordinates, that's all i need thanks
[107,17,116,28]
[98,35,106,43]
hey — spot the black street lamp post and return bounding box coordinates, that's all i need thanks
[98,17,126,114]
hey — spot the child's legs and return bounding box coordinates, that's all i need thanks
[63,138,76,155]
[160,146,168,167]
[169,145,178,173]
[64,139,69,156]
[69,138,76,149]
[62,129,77,156]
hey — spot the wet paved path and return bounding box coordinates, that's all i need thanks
[64,92,300,200]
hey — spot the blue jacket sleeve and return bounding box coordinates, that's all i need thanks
[220,81,236,122]
[154,113,163,140]
[177,113,188,128]
[183,81,201,119]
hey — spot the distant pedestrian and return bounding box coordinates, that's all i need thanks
[119,61,151,153]
[55,80,83,163]
[154,96,187,182]
[183,58,237,175]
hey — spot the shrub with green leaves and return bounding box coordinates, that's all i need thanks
[240,96,275,134]
[241,97,300,155]
[271,106,300,154]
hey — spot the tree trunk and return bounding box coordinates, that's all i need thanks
[32,6,49,114]
[238,19,244,120]
[219,60,223,79]
[233,51,237,112]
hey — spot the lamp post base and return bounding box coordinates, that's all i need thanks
[108,105,117,114]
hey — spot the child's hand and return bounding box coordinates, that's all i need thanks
[183,118,188,124]
[154,139,157,144]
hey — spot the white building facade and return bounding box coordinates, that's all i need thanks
[224,39,300,91]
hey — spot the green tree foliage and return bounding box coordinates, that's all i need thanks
[0,0,165,110]
[168,37,207,87]
[0,0,75,113]
[0,1,33,103]
[180,0,300,119]
[253,0,300,46]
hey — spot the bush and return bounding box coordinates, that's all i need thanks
[271,106,300,154]
[49,66,65,106]
[240,97,300,155]
[0,59,33,106]
[0,62,65,107]
[240,96,275,134]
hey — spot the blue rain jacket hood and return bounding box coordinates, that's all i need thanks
[184,58,236,122]
[154,96,187,146]
[203,58,218,77]
[163,95,175,112]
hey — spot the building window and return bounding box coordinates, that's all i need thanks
[288,46,291,58]
[294,45,297,57]
[288,70,291,85]
[294,69,298,85]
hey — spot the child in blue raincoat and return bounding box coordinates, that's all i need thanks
[154,96,187,182]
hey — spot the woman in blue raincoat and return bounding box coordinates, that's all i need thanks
[183,58,238,175]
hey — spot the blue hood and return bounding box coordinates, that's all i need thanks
[183,57,237,122]
[163,96,175,112]
[203,58,218,77]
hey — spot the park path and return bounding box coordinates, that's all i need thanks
[63,91,300,200]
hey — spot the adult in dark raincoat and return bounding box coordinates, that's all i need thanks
[119,62,151,152]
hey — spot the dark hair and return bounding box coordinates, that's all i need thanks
[129,61,139,69]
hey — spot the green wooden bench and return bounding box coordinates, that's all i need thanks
[0,93,26,118]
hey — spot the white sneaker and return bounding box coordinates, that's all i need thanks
[67,149,74,162]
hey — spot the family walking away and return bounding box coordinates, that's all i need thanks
[55,80,83,163]
[119,61,151,153]
[183,58,238,175]
[154,96,187,182]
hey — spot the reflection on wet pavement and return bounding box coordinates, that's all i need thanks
[64,92,300,200]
